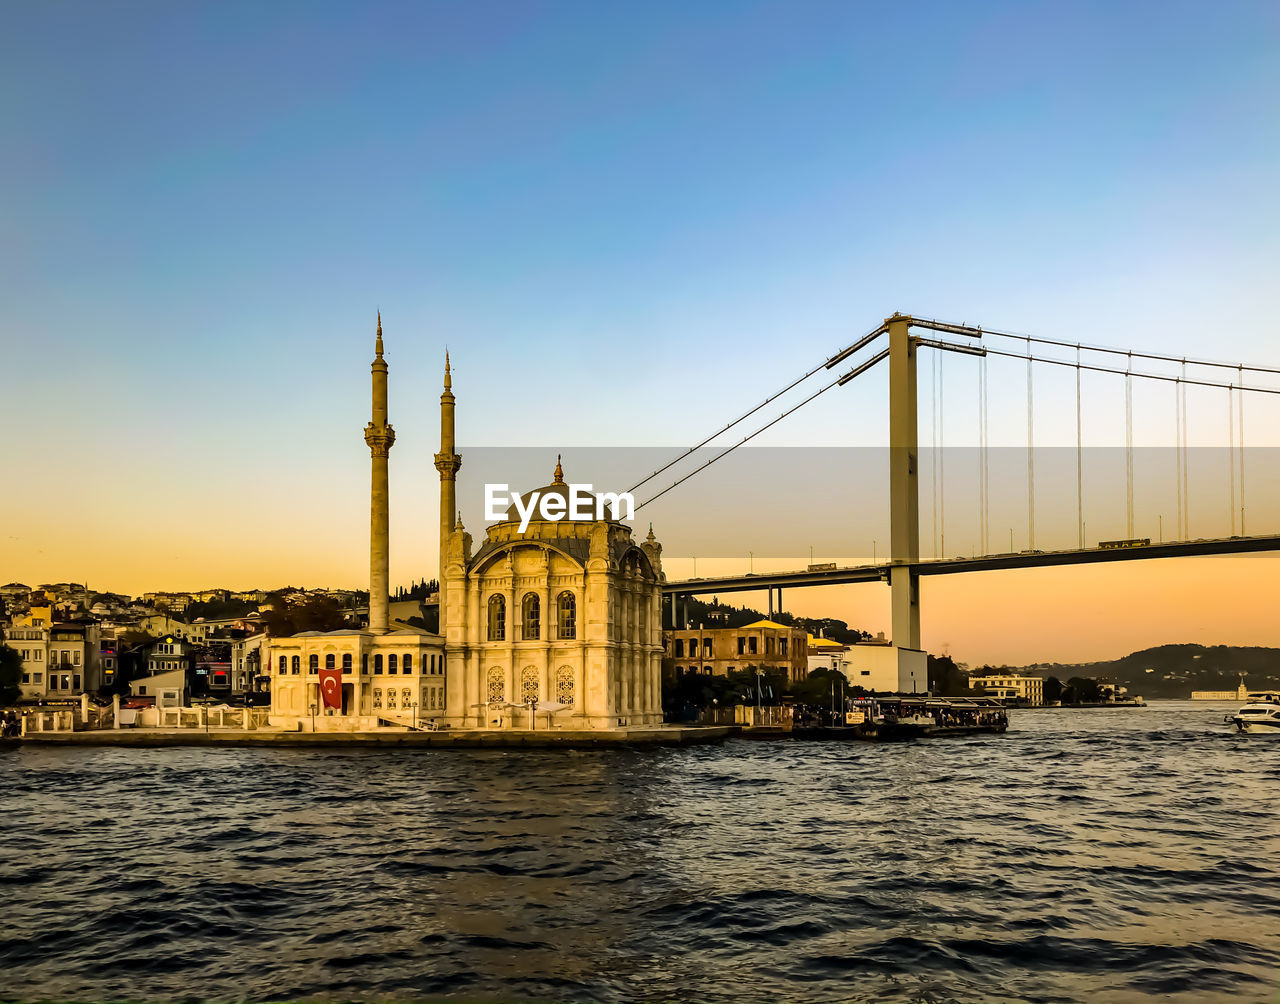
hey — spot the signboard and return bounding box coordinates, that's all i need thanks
[845,710,866,725]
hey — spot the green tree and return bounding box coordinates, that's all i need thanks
[262,595,350,637]
[1043,675,1064,704]
[0,644,22,703]
[1063,676,1103,704]
[929,655,975,696]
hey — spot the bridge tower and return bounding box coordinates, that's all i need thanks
[887,313,927,693]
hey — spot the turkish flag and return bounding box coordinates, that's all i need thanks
[319,667,343,710]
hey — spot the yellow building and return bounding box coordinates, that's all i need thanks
[663,619,809,682]
[969,673,1044,705]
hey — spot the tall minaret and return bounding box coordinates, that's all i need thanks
[434,352,462,627]
[364,311,395,635]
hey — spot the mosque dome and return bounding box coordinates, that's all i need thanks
[501,456,621,524]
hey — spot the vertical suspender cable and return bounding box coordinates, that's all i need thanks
[1026,339,1035,550]
[1175,379,1184,541]
[980,354,989,555]
[1228,382,1237,536]
[1238,364,1245,534]
[1125,355,1134,538]
[939,350,945,558]
[1076,346,1084,548]
[1181,361,1190,538]
[931,349,939,559]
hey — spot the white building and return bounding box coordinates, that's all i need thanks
[969,673,1044,705]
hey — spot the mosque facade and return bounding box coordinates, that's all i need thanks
[268,315,665,732]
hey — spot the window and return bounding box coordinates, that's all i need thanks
[738,637,745,655]
[555,666,575,706]
[33,672,42,684]
[21,673,29,684]
[403,653,412,673]
[557,591,576,639]
[388,654,398,675]
[373,688,383,709]
[401,687,411,707]
[674,639,684,657]
[689,639,698,657]
[522,593,540,640]
[278,656,287,675]
[429,654,436,674]
[704,639,713,658]
[487,666,504,704]
[749,638,758,655]
[294,655,303,675]
[387,689,397,709]
[780,638,788,655]
[703,666,712,676]
[521,665,539,704]
[487,594,506,641]
[374,655,383,674]
[73,650,81,665]
[325,654,335,671]
[342,654,352,674]
[138,685,146,695]
[362,653,369,674]
[310,655,319,674]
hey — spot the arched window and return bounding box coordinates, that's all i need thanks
[388,654,398,674]
[293,656,302,675]
[486,666,504,705]
[403,653,412,673]
[374,654,383,674]
[557,591,576,640]
[555,666,575,706]
[521,666,539,704]
[522,593,540,640]
[278,656,287,675]
[487,594,506,641]
[308,654,318,674]
[342,654,352,674]
[325,654,335,671]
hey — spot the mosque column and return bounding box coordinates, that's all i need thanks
[364,313,395,636]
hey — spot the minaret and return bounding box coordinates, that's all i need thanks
[434,352,462,627]
[364,311,395,634]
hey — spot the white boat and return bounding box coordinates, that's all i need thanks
[1226,698,1280,734]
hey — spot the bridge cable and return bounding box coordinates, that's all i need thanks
[971,326,1280,376]
[1076,346,1084,549]
[633,357,884,512]
[1177,363,1187,540]
[1125,355,1135,538]
[977,344,1280,395]
[931,349,939,558]
[625,324,888,495]
[1228,380,1237,536]
[983,353,990,555]
[1175,380,1184,541]
[1027,339,1035,550]
[939,348,946,558]
[1238,364,1246,535]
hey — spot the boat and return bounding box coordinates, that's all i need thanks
[1226,693,1280,734]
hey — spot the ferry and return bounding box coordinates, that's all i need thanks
[1226,692,1280,735]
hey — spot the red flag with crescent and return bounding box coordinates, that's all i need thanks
[319,666,342,710]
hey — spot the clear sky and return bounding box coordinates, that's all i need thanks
[2,1,1278,665]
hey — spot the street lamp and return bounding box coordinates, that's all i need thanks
[310,702,317,733]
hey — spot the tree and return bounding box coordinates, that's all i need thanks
[262,595,350,637]
[0,644,22,703]
[1043,676,1064,704]
[1063,676,1103,704]
[789,667,849,708]
[929,655,974,697]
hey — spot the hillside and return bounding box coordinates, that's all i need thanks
[1019,644,1280,699]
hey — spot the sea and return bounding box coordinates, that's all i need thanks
[1,701,1277,1003]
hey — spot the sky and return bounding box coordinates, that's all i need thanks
[2,0,1278,665]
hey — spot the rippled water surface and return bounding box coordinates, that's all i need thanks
[2,702,1278,1002]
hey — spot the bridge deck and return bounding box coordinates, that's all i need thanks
[663,534,1280,595]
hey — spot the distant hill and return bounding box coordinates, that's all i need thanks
[1015,644,1280,699]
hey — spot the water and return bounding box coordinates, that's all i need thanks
[2,702,1277,1003]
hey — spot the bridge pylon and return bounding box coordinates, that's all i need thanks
[887,313,927,693]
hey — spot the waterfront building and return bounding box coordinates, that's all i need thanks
[9,620,102,701]
[440,457,666,729]
[266,316,444,730]
[969,673,1045,705]
[663,619,809,683]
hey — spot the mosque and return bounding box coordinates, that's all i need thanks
[267,317,666,732]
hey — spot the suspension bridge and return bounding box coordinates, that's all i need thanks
[631,312,1278,693]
